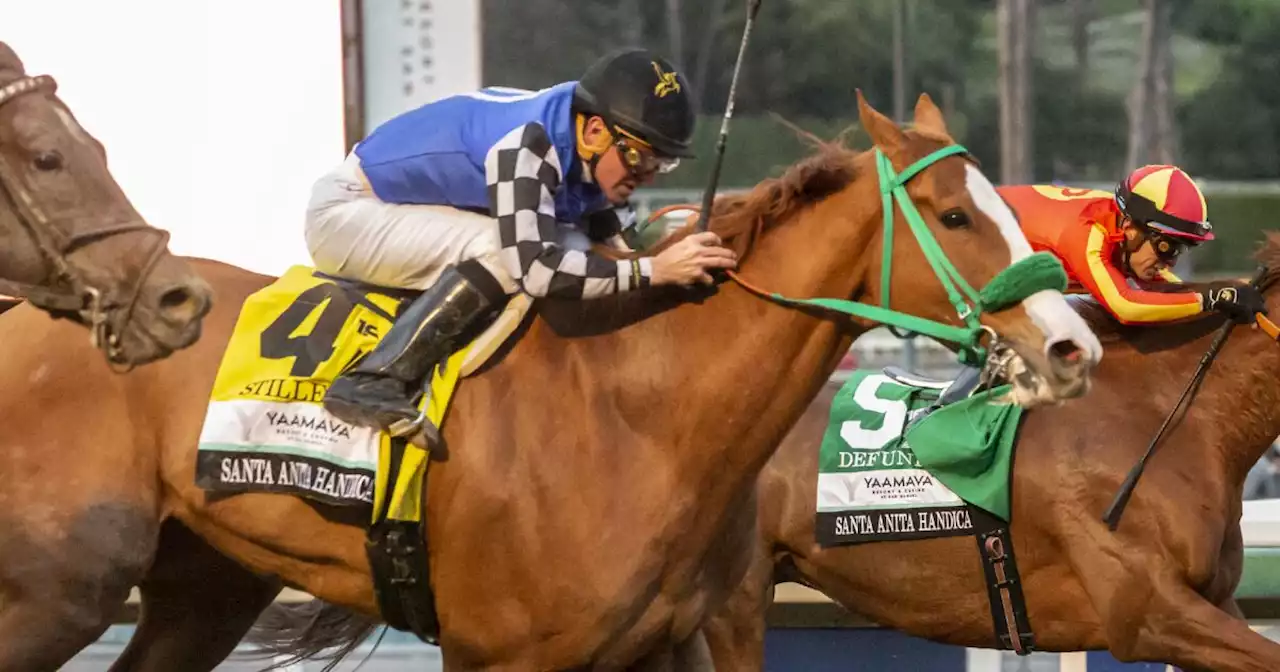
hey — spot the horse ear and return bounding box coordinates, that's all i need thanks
[0,43,24,77]
[912,92,950,139]
[856,89,907,157]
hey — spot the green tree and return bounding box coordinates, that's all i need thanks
[1178,0,1280,178]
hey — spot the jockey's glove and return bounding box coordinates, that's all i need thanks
[1199,281,1268,324]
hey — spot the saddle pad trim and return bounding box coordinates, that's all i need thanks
[374,340,472,525]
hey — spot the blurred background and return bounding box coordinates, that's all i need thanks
[10,0,1280,669]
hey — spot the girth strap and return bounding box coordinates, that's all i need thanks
[364,435,441,644]
[969,505,1036,655]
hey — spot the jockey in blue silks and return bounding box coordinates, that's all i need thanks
[304,48,737,447]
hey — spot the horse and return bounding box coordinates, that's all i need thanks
[0,92,1100,671]
[0,42,211,369]
[701,239,1280,672]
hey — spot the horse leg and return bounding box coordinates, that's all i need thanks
[671,631,714,671]
[1219,596,1246,620]
[702,540,776,672]
[108,519,280,672]
[1174,596,1250,672]
[0,503,156,672]
[1106,580,1280,672]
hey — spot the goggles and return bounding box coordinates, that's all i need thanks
[613,127,680,175]
[1147,230,1187,264]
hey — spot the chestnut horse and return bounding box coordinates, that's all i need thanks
[0,42,211,368]
[702,244,1280,672]
[0,93,1099,671]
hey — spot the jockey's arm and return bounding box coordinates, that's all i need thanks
[487,123,651,299]
[1074,225,1203,325]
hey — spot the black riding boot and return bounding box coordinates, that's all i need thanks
[323,263,504,447]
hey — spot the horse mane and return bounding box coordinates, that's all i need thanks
[646,135,864,258]
[705,140,862,257]
[1256,230,1280,292]
[540,134,868,338]
[646,120,970,260]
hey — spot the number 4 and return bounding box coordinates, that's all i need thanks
[259,284,357,378]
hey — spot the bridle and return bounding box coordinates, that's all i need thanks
[0,73,171,367]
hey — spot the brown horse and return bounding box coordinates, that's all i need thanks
[0,93,1100,671]
[702,240,1280,672]
[0,42,211,368]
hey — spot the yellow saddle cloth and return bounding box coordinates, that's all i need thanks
[194,265,529,525]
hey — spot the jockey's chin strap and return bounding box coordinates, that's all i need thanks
[646,144,1067,366]
[0,74,171,369]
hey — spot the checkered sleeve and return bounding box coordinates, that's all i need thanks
[486,123,653,299]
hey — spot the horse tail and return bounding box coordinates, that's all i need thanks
[243,599,383,671]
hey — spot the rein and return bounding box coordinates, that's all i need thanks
[0,74,170,368]
[646,144,1066,364]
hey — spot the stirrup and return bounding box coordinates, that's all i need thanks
[388,411,443,451]
[937,368,985,407]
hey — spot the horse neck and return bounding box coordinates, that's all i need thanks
[611,186,879,495]
[1128,327,1280,486]
[1211,330,1280,484]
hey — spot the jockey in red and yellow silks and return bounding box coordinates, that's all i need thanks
[927,164,1268,409]
[997,164,1266,326]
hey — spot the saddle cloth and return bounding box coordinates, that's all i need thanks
[815,369,1024,547]
[194,265,530,524]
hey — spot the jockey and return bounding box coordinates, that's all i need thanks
[934,164,1266,407]
[999,164,1266,327]
[304,48,737,445]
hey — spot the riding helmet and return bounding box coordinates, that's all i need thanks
[1114,164,1214,244]
[574,48,697,158]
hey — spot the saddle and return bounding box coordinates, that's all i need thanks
[194,265,534,644]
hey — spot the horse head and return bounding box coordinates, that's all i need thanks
[0,42,212,370]
[859,91,1101,404]
[711,91,1101,407]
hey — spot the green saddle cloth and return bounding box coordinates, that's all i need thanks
[818,371,1024,523]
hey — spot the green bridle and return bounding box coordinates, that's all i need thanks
[757,144,1068,365]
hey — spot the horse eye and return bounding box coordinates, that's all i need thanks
[940,209,971,229]
[33,151,63,172]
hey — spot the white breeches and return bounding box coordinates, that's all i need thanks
[303,152,519,293]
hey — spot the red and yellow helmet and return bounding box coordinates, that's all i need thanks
[1115,164,1214,245]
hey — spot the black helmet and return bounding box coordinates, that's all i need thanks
[574,48,697,158]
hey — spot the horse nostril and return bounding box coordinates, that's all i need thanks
[154,282,210,325]
[1048,339,1085,365]
[160,287,192,310]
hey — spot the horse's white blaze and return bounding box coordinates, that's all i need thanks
[52,105,93,145]
[963,164,1103,364]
